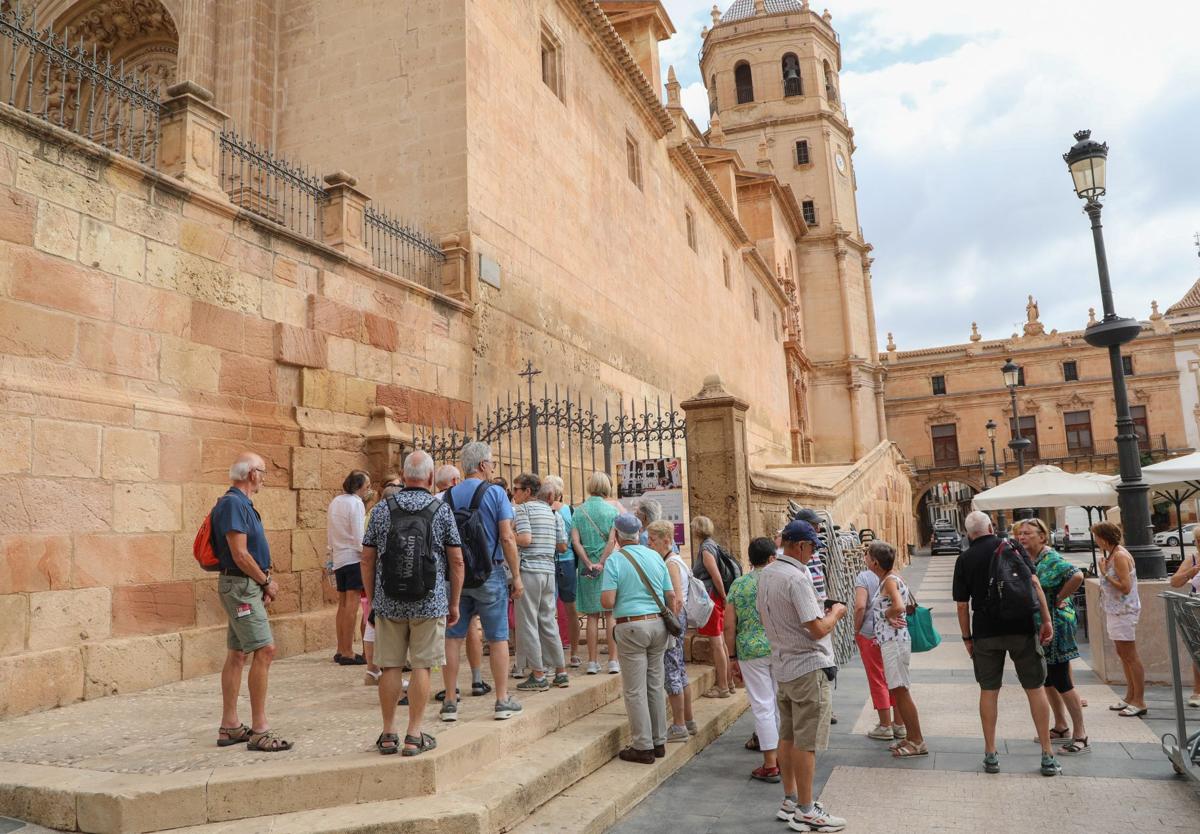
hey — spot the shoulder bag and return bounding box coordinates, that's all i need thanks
[619,547,682,637]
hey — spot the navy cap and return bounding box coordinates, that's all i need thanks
[614,513,642,537]
[781,519,822,546]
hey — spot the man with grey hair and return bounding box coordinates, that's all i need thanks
[210,452,292,752]
[442,441,524,720]
[512,473,569,691]
[601,512,675,763]
[431,462,490,702]
[361,450,463,755]
[954,509,1058,776]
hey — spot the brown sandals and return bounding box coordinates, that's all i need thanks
[217,724,251,747]
[247,730,294,752]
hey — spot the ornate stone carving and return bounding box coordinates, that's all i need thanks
[1023,294,1045,336]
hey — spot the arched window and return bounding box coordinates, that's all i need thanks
[823,60,838,104]
[782,53,802,97]
[734,61,754,104]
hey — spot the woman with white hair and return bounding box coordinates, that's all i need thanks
[572,472,621,674]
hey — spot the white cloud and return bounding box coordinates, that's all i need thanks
[656,0,1200,347]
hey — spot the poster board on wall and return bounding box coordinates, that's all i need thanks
[617,456,685,545]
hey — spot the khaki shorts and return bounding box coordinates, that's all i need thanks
[375,616,446,670]
[777,669,833,751]
[218,575,274,653]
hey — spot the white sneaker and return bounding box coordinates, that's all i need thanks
[608,660,620,674]
[892,724,907,739]
[789,802,846,833]
[1188,695,1200,708]
[510,664,525,679]
[569,656,582,668]
[586,661,600,675]
[867,723,894,740]
[776,798,797,821]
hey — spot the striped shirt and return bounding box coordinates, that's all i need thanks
[514,499,566,574]
[755,554,834,683]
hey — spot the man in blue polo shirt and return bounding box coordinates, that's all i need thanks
[440,442,525,721]
[211,452,292,753]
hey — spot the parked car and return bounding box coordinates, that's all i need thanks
[930,523,962,554]
[1154,524,1198,547]
[1054,527,1091,551]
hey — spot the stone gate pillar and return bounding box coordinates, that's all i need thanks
[681,374,752,566]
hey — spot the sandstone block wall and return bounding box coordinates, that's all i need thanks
[0,106,473,718]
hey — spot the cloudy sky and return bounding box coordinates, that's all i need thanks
[658,0,1200,350]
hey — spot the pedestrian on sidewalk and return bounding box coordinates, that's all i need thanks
[601,513,675,764]
[854,551,904,742]
[648,519,696,741]
[545,475,581,667]
[361,451,463,755]
[756,520,847,833]
[433,465,490,702]
[1168,548,1200,707]
[573,472,621,675]
[442,442,524,721]
[213,452,292,752]
[691,515,735,698]
[328,470,371,666]
[1015,519,1089,754]
[1093,521,1147,717]
[866,541,927,758]
[512,473,570,692]
[954,511,1060,777]
[725,536,782,782]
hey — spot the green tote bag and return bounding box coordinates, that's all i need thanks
[906,591,941,653]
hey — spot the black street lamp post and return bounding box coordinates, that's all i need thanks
[1002,359,1032,522]
[986,419,1007,533]
[1063,129,1165,579]
[977,447,988,487]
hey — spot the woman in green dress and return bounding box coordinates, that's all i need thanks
[571,472,621,675]
[1015,518,1089,754]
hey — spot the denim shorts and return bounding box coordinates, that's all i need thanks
[446,567,509,642]
[555,559,578,603]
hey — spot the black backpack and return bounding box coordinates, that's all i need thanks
[982,537,1037,621]
[695,540,742,595]
[381,492,442,602]
[445,481,496,589]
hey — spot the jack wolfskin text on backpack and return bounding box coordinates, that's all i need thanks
[445,481,496,589]
[382,496,442,602]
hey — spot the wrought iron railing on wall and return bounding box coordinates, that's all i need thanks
[365,205,444,291]
[218,128,326,241]
[0,2,163,165]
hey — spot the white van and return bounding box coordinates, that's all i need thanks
[1054,506,1094,551]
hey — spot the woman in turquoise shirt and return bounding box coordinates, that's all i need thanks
[600,513,675,764]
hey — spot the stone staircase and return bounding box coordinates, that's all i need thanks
[0,655,744,834]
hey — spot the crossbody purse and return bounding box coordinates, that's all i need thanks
[618,547,683,637]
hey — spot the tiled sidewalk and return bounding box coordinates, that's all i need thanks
[610,551,1200,833]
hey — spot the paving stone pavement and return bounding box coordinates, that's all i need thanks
[609,550,1200,834]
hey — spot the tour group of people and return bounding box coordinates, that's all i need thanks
[201,444,1195,833]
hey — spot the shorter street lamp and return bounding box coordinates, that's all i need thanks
[977,447,987,487]
[986,419,1006,533]
[1063,129,1165,578]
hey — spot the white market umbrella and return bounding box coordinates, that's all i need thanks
[972,464,1118,510]
[1140,452,1200,562]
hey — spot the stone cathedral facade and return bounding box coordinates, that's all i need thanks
[0,0,908,716]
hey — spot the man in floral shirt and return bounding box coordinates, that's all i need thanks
[361,451,462,756]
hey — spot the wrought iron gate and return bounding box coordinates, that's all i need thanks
[411,362,686,505]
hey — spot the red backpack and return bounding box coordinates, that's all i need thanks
[192,509,222,572]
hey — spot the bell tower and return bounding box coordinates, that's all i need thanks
[700,0,885,462]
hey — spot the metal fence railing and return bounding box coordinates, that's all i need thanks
[0,2,163,165]
[218,127,325,241]
[364,205,444,291]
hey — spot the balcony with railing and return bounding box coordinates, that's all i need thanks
[0,2,447,294]
[908,433,1180,476]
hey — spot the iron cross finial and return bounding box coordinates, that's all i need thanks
[518,359,542,400]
